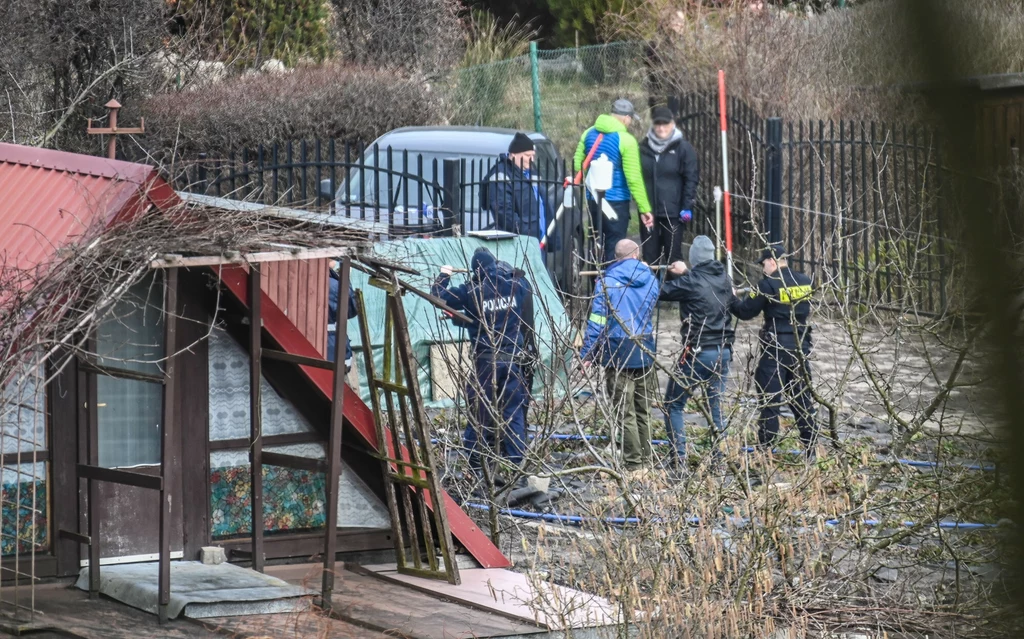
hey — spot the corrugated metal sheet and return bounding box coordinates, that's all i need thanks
[0,143,165,272]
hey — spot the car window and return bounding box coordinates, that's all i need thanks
[341,150,498,211]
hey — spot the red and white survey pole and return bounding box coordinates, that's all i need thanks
[718,69,734,280]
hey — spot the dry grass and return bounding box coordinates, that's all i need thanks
[630,0,1024,121]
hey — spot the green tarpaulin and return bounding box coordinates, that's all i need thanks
[348,236,571,408]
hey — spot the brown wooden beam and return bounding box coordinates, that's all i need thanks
[77,464,163,491]
[217,528,393,561]
[0,451,50,466]
[248,265,265,572]
[261,451,327,474]
[262,348,335,371]
[85,362,100,598]
[210,432,320,451]
[158,267,178,624]
[150,246,359,269]
[322,256,350,610]
[58,529,91,545]
[77,358,165,384]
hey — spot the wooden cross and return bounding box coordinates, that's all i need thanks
[87,99,145,160]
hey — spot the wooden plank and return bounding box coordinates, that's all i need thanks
[363,565,622,631]
[58,529,90,545]
[158,267,178,624]
[86,363,100,596]
[49,351,79,577]
[296,259,309,344]
[314,260,328,356]
[210,431,320,451]
[176,271,211,560]
[77,359,165,384]
[217,528,393,560]
[77,464,163,491]
[298,566,544,638]
[261,451,326,473]
[150,246,359,269]
[248,266,265,572]
[262,348,335,370]
[322,257,350,610]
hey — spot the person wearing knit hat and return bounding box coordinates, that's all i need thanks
[657,235,737,468]
[730,243,819,459]
[480,132,550,242]
[639,106,699,274]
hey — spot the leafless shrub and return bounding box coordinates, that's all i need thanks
[630,0,1024,122]
[326,0,464,77]
[136,64,442,163]
[418,148,1013,638]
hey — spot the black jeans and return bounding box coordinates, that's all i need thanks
[639,215,685,267]
[588,199,631,263]
[754,335,817,449]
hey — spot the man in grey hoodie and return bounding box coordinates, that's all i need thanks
[658,235,735,467]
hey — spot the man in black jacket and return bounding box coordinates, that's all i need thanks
[639,107,699,270]
[482,132,548,241]
[730,243,818,454]
[658,235,734,465]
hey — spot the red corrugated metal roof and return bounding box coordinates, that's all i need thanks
[0,143,174,271]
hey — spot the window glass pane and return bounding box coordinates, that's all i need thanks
[96,275,164,376]
[97,377,162,468]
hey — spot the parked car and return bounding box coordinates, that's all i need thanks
[330,126,569,234]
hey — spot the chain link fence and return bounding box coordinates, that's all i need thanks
[447,41,650,156]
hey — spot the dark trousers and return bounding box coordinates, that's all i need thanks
[639,215,685,267]
[754,335,817,448]
[464,359,528,471]
[588,199,631,263]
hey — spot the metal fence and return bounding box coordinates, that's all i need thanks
[671,94,954,316]
[449,41,649,156]
[167,140,586,296]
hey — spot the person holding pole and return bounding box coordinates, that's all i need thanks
[639,106,699,272]
[579,239,659,477]
[574,99,653,263]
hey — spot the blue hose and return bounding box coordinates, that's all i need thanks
[464,502,1002,530]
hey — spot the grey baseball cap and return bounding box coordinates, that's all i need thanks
[611,98,640,122]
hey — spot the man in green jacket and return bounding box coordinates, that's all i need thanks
[575,98,653,263]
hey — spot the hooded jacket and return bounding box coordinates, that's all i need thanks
[328,271,357,361]
[573,114,652,213]
[481,154,547,239]
[640,129,700,217]
[659,259,736,349]
[431,250,532,359]
[581,258,658,369]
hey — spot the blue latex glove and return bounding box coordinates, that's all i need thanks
[680,209,693,222]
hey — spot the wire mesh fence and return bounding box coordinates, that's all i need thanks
[447,41,650,156]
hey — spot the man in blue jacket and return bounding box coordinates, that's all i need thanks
[580,239,659,473]
[432,248,534,479]
[482,133,548,241]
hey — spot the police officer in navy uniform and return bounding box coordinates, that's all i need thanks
[327,260,357,371]
[432,248,534,482]
[730,243,818,453]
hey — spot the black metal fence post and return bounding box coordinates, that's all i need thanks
[441,158,462,237]
[765,117,784,244]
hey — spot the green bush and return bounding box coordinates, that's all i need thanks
[169,0,330,66]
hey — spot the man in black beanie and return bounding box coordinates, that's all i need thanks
[481,132,550,241]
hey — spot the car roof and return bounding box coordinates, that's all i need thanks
[367,126,553,156]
